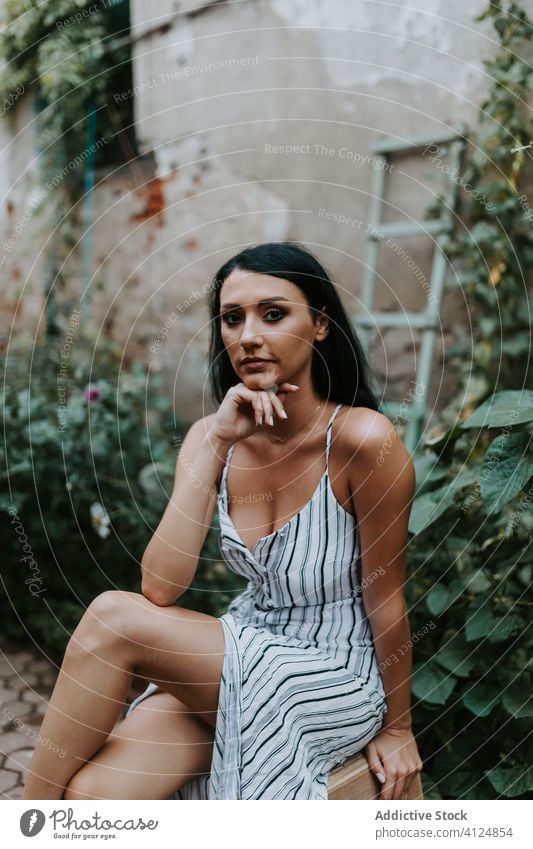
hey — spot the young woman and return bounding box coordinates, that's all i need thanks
[22,241,422,801]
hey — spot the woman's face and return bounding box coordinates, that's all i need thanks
[218,267,328,391]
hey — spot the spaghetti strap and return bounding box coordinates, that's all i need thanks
[325,403,343,469]
[222,405,343,494]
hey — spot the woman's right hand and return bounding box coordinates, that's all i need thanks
[209,381,300,444]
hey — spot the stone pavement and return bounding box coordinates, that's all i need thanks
[0,636,145,800]
[0,638,57,799]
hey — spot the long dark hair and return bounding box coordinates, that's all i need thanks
[208,241,382,411]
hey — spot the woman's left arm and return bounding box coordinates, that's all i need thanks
[348,410,423,800]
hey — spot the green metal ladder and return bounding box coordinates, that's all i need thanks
[355,126,467,453]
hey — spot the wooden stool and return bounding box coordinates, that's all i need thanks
[328,752,424,799]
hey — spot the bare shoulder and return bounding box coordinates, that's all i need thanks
[336,405,395,450]
[337,405,415,481]
[336,406,416,519]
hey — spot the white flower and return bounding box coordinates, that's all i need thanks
[90,502,111,539]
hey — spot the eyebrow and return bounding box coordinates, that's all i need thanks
[220,296,290,310]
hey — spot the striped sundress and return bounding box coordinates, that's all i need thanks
[126,402,387,799]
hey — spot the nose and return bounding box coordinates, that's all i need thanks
[240,315,265,346]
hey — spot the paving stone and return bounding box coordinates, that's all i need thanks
[8,652,35,675]
[0,656,15,677]
[0,686,19,704]
[4,748,34,774]
[39,669,59,689]
[35,691,54,705]
[0,643,64,797]
[22,690,50,706]
[0,769,20,793]
[23,714,46,729]
[0,699,35,723]
[6,715,43,742]
[29,660,55,674]
[11,671,42,689]
[1,717,34,734]
[0,729,34,756]
[3,783,24,799]
[9,651,36,666]
[2,674,30,693]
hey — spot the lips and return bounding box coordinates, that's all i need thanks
[241,358,272,364]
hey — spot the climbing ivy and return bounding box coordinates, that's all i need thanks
[411,1,533,799]
[0,0,132,187]
[0,0,133,336]
[427,0,533,414]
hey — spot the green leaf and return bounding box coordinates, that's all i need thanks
[465,595,494,641]
[502,683,533,718]
[420,773,442,800]
[457,563,492,594]
[413,452,448,493]
[427,584,451,615]
[435,636,476,678]
[480,432,533,512]
[421,422,465,453]
[409,482,457,534]
[487,613,523,642]
[451,469,481,492]
[460,390,533,429]
[474,4,498,22]
[485,765,533,797]
[432,751,483,799]
[517,563,532,586]
[412,662,457,705]
[462,680,501,716]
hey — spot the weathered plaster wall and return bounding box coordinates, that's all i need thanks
[1,0,498,419]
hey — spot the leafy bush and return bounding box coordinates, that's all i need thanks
[0,0,133,176]
[408,391,533,799]
[426,1,533,401]
[412,0,533,797]
[0,334,245,664]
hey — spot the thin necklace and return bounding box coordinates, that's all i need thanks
[266,401,325,443]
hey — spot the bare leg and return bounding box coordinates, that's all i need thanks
[21,591,225,800]
[64,691,215,800]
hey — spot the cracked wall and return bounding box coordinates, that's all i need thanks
[1,0,498,419]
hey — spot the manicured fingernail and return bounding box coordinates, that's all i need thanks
[376,772,386,784]
[258,415,263,425]
[280,410,288,418]
[269,415,274,426]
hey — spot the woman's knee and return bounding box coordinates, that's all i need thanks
[64,765,105,801]
[64,694,215,800]
[86,590,144,627]
[66,591,144,658]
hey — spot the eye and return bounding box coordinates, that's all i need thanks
[221,312,240,325]
[264,307,285,321]
[221,307,286,325]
